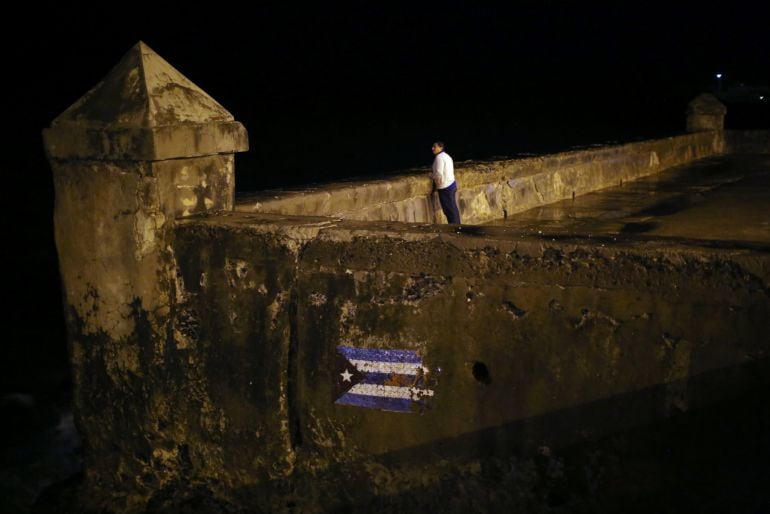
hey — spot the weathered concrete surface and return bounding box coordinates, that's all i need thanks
[455,132,723,225]
[287,152,769,499]
[168,216,331,488]
[51,156,234,337]
[236,172,435,221]
[686,93,726,133]
[236,131,724,225]
[43,42,247,512]
[43,42,248,161]
[49,156,236,512]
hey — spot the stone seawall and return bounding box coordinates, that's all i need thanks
[235,131,724,225]
[163,213,770,512]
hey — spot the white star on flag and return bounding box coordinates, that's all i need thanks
[340,369,353,382]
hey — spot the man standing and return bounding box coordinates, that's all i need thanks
[431,141,461,224]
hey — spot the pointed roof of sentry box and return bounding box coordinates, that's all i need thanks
[52,41,233,127]
[44,41,248,161]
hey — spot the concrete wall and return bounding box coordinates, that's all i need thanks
[236,131,724,225]
[43,42,249,513]
[165,214,770,512]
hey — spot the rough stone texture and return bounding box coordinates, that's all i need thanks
[160,213,770,513]
[236,172,435,222]
[43,42,247,512]
[298,224,770,438]
[236,131,723,225]
[50,154,234,339]
[49,155,237,512]
[686,93,727,133]
[455,132,722,225]
[43,41,248,161]
[167,218,320,493]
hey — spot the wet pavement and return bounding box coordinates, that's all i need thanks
[489,155,770,246]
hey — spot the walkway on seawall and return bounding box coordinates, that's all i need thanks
[491,154,770,248]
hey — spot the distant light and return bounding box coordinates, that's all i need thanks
[716,73,722,79]
[761,96,765,101]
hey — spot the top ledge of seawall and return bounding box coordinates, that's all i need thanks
[234,131,736,225]
[177,209,770,259]
[233,130,769,227]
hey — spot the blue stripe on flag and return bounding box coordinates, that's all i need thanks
[337,346,421,364]
[335,392,412,412]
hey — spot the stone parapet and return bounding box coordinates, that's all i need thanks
[153,211,770,512]
[686,93,727,133]
[236,131,724,225]
[44,120,248,161]
[43,42,248,512]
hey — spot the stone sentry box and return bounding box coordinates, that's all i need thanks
[45,42,769,513]
[43,42,249,511]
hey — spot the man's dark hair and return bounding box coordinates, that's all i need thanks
[433,140,445,148]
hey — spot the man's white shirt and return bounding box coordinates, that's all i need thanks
[432,151,455,190]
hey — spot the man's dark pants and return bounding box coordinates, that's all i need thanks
[437,182,461,224]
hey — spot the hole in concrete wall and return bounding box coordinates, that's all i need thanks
[472,362,492,385]
[503,208,508,220]
[502,301,527,319]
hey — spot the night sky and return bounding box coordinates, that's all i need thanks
[1,1,768,499]
[11,2,770,190]
[6,1,770,182]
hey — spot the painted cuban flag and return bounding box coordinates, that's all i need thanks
[334,345,434,413]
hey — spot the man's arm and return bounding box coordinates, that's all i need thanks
[430,157,439,192]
